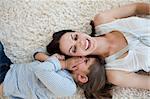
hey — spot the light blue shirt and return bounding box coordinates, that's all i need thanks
[3,57,77,99]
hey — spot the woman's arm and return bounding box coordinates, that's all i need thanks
[106,70,150,90]
[94,3,150,26]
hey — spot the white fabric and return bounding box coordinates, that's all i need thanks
[95,17,150,72]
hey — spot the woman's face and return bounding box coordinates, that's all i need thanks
[59,32,97,56]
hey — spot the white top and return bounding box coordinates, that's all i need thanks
[95,17,150,72]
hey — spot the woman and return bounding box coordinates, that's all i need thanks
[47,2,150,91]
[0,41,106,99]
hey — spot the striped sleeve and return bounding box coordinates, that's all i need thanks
[30,57,76,96]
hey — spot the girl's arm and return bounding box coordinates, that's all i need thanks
[107,70,150,90]
[34,52,64,62]
[31,57,76,96]
[34,52,83,71]
[94,3,150,26]
[34,52,67,69]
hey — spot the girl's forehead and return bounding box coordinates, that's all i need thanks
[89,58,97,67]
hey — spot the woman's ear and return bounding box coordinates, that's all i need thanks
[77,73,88,84]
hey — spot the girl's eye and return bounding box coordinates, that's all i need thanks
[74,34,78,41]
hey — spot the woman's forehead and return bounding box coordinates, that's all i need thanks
[61,32,73,39]
[59,34,72,55]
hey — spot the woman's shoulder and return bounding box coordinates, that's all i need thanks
[106,70,130,85]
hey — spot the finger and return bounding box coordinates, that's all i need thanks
[54,54,65,60]
[71,66,78,71]
[74,59,85,66]
[69,65,78,71]
[59,55,65,60]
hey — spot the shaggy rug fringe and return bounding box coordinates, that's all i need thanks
[0,0,150,98]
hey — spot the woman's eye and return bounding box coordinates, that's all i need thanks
[74,34,78,41]
[85,59,88,63]
[72,46,76,53]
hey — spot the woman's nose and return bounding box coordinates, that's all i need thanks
[80,40,85,46]
[76,39,84,49]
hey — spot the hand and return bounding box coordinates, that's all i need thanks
[51,53,65,60]
[51,53,66,69]
[34,52,49,62]
[64,57,85,71]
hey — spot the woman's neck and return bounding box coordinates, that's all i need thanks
[92,36,111,58]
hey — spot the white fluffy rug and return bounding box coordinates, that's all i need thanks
[0,0,150,99]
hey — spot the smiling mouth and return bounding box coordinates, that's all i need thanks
[85,39,90,50]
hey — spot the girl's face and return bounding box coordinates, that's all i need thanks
[66,56,97,84]
[66,56,96,74]
[59,32,97,56]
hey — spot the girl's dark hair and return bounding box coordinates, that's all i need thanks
[46,30,75,56]
[78,56,112,99]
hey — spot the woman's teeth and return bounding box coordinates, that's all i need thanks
[85,39,89,50]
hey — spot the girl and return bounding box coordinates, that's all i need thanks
[0,41,106,99]
[46,2,150,91]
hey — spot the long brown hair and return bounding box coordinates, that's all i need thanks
[46,30,75,56]
[77,55,112,99]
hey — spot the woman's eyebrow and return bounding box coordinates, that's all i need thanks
[69,46,73,54]
[71,34,73,40]
[69,34,73,54]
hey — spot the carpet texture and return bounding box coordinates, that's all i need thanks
[0,0,150,99]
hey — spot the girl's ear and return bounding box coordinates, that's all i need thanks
[77,73,88,84]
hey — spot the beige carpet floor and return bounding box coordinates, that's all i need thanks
[0,0,150,98]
